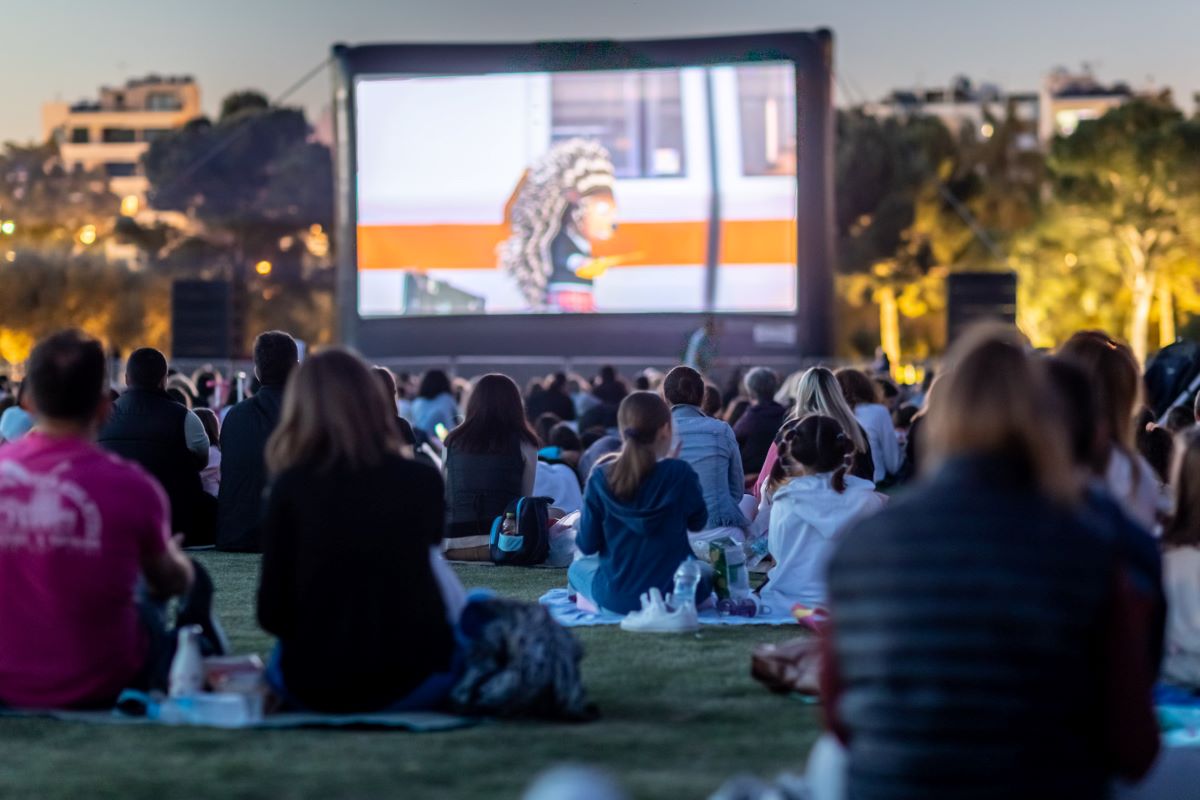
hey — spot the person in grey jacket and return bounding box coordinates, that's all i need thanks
[662,366,749,537]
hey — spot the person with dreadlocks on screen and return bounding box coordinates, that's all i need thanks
[500,138,625,313]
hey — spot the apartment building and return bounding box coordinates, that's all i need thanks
[42,75,201,200]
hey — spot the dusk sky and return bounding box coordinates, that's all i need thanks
[2,0,1196,143]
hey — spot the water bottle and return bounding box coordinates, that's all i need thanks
[500,512,517,537]
[168,624,205,698]
[671,557,703,611]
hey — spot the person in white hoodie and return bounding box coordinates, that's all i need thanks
[759,414,886,611]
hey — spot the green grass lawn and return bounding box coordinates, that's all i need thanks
[0,552,821,800]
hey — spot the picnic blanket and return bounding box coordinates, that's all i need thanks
[0,699,476,732]
[1156,684,1200,748]
[538,588,795,627]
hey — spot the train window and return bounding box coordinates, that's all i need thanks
[736,65,797,177]
[550,70,685,179]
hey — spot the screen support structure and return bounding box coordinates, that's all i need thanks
[332,31,835,361]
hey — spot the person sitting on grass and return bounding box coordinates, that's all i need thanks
[835,367,903,485]
[570,391,710,614]
[0,379,34,444]
[758,415,885,612]
[1162,427,1200,689]
[98,347,216,547]
[258,349,462,713]
[1059,331,1160,530]
[811,326,1158,799]
[442,374,539,560]
[663,366,749,550]
[411,369,459,439]
[193,407,221,497]
[733,367,787,477]
[754,367,874,500]
[0,330,224,710]
[217,331,298,552]
[372,366,440,469]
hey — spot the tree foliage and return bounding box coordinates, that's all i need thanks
[0,141,118,247]
[141,94,333,276]
[0,251,169,366]
[1019,97,1200,360]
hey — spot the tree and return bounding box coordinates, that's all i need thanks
[835,110,961,365]
[141,92,333,281]
[0,251,169,367]
[0,141,118,248]
[1045,96,1200,362]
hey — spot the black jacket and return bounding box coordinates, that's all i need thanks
[444,438,524,546]
[98,387,212,545]
[733,400,786,474]
[216,385,284,552]
[257,455,454,712]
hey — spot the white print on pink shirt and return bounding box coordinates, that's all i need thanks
[0,461,102,553]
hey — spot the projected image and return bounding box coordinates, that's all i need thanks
[355,63,797,317]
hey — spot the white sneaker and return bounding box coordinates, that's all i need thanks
[619,588,700,633]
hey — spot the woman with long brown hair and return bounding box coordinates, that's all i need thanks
[1058,331,1160,529]
[571,391,709,614]
[257,349,458,713]
[442,373,540,560]
[835,367,903,484]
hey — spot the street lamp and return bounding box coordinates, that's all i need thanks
[254,260,273,276]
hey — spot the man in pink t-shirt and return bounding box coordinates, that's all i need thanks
[0,330,219,709]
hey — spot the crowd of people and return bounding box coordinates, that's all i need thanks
[0,322,1198,796]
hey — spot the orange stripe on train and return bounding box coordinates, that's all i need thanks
[356,220,797,271]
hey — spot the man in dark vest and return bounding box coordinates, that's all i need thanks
[216,331,297,552]
[99,348,215,546]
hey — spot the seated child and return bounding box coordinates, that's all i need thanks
[570,391,710,614]
[1163,428,1200,688]
[759,415,886,611]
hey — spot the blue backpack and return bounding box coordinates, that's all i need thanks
[489,496,553,566]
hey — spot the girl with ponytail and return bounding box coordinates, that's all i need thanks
[759,415,886,611]
[570,392,711,614]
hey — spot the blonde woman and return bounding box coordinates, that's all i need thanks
[753,367,875,499]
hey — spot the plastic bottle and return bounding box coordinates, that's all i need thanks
[500,512,517,537]
[168,624,205,698]
[671,557,703,611]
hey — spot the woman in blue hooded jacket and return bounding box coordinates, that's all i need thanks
[569,391,710,615]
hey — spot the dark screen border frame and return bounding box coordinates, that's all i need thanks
[332,30,835,360]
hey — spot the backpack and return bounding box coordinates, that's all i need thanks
[489,496,553,566]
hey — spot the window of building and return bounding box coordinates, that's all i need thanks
[145,92,183,111]
[112,92,126,110]
[69,128,90,144]
[102,128,137,144]
[103,162,137,177]
[736,64,797,177]
[550,70,685,179]
[142,128,172,143]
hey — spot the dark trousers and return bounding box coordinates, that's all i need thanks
[135,559,223,692]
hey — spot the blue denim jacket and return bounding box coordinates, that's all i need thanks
[671,405,748,529]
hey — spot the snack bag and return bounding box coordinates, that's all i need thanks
[708,537,750,601]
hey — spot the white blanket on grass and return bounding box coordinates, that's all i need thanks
[538,588,796,627]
